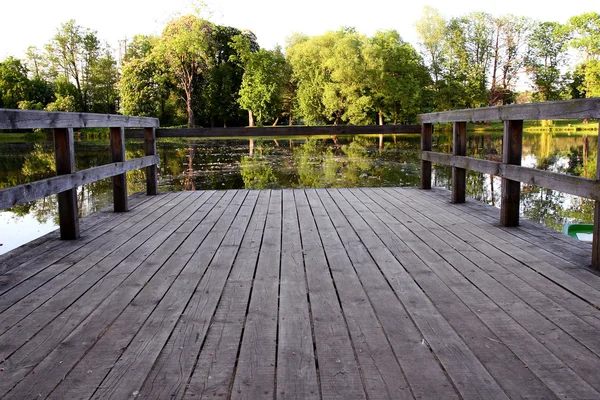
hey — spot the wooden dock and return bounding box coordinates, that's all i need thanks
[1,187,600,399]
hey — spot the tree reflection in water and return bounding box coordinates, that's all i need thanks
[0,131,596,244]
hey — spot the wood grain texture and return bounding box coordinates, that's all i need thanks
[452,122,467,203]
[110,127,128,212]
[0,108,158,129]
[419,98,600,123]
[421,151,600,201]
[145,127,158,195]
[0,155,158,210]
[53,127,79,239]
[500,120,523,226]
[420,123,432,190]
[1,188,599,399]
[125,124,421,138]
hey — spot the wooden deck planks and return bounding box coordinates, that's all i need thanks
[360,188,600,397]
[1,187,600,399]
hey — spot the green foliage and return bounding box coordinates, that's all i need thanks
[526,21,570,101]
[0,57,30,108]
[240,155,277,189]
[154,15,215,127]
[231,34,288,126]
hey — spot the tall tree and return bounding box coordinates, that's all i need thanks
[232,35,288,126]
[0,57,30,109]
[154,15,214,127]
[526,21,570,101]
[415,6,446,88]
[365,30,431,124]
[568,12,600,97]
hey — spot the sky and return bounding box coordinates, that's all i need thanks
[1,0,598,60]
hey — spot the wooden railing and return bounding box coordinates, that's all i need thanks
[0,108,160,240]
[418,98,600,268]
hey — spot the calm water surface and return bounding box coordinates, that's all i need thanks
[0,131,596,254]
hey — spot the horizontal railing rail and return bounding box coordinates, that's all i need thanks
[418,98,600,269]
[125,124,420,138]
[0,109,160,240]
[0,108,159,130]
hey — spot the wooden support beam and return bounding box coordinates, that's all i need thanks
[144,127,158,195]
[452,122,467,203]
[110,127,128,212]
[53,128,79,240]
[500,120,523,227]
[420,123,433,190]
[593,121,600,269]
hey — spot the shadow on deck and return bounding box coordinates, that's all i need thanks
[1,187,599,399]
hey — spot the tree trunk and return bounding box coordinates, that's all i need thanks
[489,23,501,106]
[378,109,383,125]
[187,97,195,128]
[248,110,255,127]
[272,117,280,126]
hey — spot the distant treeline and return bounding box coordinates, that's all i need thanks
[0,8,598,127]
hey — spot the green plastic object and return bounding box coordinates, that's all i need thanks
[563,223,594,243]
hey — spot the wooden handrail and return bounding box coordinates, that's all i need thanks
[0,108,159,130]
[125,124,421,138]
[0,109,159,240]
[418,98,600,123]
[418,98,600,269]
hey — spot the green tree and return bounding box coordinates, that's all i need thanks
[0,57,30,108]
[365,30,431,124]
[232,37,288,126]
[526,21,570,101]
[154,15,214,127]
[568,12,600,97]
[119,35,175,120]
[415,6,446,88]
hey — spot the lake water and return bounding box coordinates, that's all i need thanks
[0,131,596,254]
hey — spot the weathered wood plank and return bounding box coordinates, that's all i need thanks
[54,127,79,239]
[335,188,534,399]
[57,191,246,400]
[0,191,213,397]
[394,188,600,356]
[110,127,128,212]
[10,191,236,399]
[145,127,158,195]
[307,189,413,399]
[135,191,258,399]
[413,188,600,305]
[500,120,523,226]
[183,190,270,399]
[0,193,196,343]
[316,189,455,399]
[0,108,159,129]
[420,123,432,190]
[0,192,153,273]
[0,193,188,317]
[426,188,592,264]
[0,155,159,210]
[452,122,467,203]
[375,188,600,396]
[421,151,600,201]
[419,98,600,123]
[593,120,600,269]
[126,124,421,138]
[294,189,367,400]
[230,190,282,400]
[275,189,319,399]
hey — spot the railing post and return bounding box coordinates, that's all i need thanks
[500,120,523,227]
[420,123,432,190]
[144,127,158,195]
[54,127,80,240]
[110,127,128,212]
[452,122,467,203]
[593,121,600,269]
